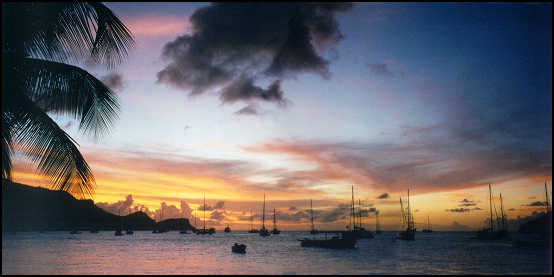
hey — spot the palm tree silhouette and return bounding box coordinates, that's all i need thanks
[2,3,134,198]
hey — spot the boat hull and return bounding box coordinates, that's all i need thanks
[397,230,415,240]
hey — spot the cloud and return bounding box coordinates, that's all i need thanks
[209,210,225,221]
[156,3,352,106]
[101,73,124,91]
[458,198,477,207]
[377,193,389,199]
[124,15,193,37]
[96,194,134,215]
[521,201,548,207]
[221,77,287,106]
[235,104,261,116]
[289,206,297,211]
[368,63,394,77]
[214,201,225,210]
[243,121,551,194]
[445,208,472,213]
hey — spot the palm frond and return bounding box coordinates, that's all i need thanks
[2,113,14,180]
[3,2,134,68]
[18,58,120,138]
[9,93,95,199]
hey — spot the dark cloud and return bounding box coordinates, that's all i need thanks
[214,201,225,210]
[101,73,124,91]
[157,3,352,106]
[221,77,287,106]
[289,206,297,211]
[445,208,472,213]
[377,193,389,199]
[458,199,477,207]
[235,104,261,116]
[508,208,516,211]
[521,201,548,207]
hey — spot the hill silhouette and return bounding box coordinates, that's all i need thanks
[2,180,195,232]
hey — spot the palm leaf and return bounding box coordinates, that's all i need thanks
[17,57,119,138]
[9,93,95,198]
[2,2,134,68]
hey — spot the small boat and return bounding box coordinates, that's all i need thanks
[126,229,134,235]
[232,243,247,254]
[115,228,123,236]
[271,208,280,234]
[70,229,81,234]
[422,216,432,233]
[259,193,270,237]
[224,224,231,233]
[396,189,416,240]
[298,233,356,249]
[310,199,319,234]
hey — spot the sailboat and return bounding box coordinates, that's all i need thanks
[475,184,508,240]
[344,186,373,239]
[375,210,382,234]
[422,215,432,233]
[248,209,258,233]
[224,224,231,233]
[259,193,270,236]
[310,199,319,234]
[197,193,215,235]
[397,189,415,240]
[271,208,280,234]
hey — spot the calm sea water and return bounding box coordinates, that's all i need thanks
[2,231,551,274]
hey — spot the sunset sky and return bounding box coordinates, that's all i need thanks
[11,3,552,231]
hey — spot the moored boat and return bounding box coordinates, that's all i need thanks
[232,243,247,253]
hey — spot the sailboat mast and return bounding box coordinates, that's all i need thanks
[273,208,276,229]
[351,185,355,230]
[310,199,314,231]
[500,193,505,230]
[250,209,253,230]
[546,181,550,214]
[407,189,411,230]
[359,199,362,229]
[489,184,493,231]
[203,193,206,231]
[262,193,266,229]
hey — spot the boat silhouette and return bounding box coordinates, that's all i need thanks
[259,193,270,237]
[271,208,280,234]
[232,243,246,253]
[474,184,509,240]
[310,199,319,234]
[422,216,432,233]
[397,188,416,240]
